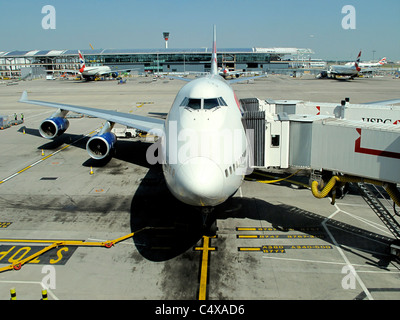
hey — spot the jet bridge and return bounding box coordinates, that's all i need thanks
[241,97,400,184]
[241,98,400,253]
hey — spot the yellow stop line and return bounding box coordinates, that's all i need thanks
[0,129,97,185]
[194,236,216,300]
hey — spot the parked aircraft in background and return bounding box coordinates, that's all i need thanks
[219,66,243,79]
[318,51,362,79]
[77,51,132,81]
[345,57,387,68]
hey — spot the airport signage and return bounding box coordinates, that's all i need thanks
[0,245,77,266]
[362,117,394,124]
[239,244,333,253]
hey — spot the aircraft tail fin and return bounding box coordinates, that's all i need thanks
[210,25,218,76]
[355,51,362,72]
[78,50,86,73]
[379,57,387,65]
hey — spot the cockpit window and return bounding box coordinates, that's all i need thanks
[180,97,227,110]
[217,97,227,106]
[180,97,189,106]
[181,97,201,110]
[204,98,219,110]
[187,98,201,110]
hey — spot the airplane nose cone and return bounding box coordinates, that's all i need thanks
[176,157,225,206]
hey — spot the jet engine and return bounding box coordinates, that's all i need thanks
[39,109,69,139]
[111,72,118,78]
[86,121,117,160]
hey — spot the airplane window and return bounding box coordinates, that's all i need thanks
[204,98,219,110]
[180,97,189,106]
[181,97,227,110]
[187,98,201,110]
[217,97,227,106]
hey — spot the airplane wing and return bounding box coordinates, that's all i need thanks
[18,91,165,135]
[165,75,192,82]
[227,74,268,84]
[98,68,134,76]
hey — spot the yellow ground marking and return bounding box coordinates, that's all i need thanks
[0,229,151,273]
[194,236,216,300]
[0,129,97,185]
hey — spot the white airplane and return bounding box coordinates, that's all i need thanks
[77,51,132,81]
[219,66,245,79]
[325,51,362,79]
[19,26,266,227]
[345,57,387,68]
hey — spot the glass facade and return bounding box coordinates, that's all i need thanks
[0,47,309,77]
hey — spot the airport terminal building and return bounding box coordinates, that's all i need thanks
[0,47,315,78]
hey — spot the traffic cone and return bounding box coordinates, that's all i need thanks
[90,167,94,175]
[41,149,44,156]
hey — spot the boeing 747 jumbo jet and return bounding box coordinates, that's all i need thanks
[19,26,266,226]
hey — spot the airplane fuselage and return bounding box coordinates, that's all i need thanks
[329,65,359,76]
[160,74,248,207]
[81,66,112,78]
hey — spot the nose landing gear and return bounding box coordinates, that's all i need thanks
[201,207,217,237]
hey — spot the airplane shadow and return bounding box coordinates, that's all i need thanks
[21,127,155,169]
[18,126,42,138]
[130,165,206,262]
[130,167,394,267]
[21,127,395,267]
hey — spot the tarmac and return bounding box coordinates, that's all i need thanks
[0,74,400,301]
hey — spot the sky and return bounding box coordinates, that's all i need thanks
[1,0,399,61]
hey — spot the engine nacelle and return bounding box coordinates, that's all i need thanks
[112,72,119,78]
[39,117,70,139]
[86,131,117,160]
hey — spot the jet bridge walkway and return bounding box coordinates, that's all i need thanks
[240,97,400,257]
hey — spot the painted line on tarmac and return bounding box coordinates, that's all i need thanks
[0,280,59,300]
[0,129,97,185]
[194,236,216,300]
[322,205,374,300]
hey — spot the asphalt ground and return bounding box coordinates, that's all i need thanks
[0,74,399,302]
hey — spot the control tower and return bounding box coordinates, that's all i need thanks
[163,32,170,49]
